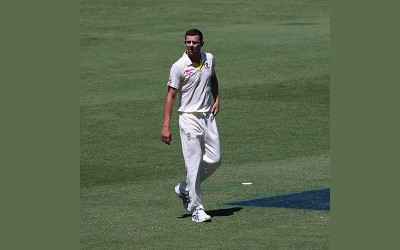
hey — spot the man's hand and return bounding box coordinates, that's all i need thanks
[161,127,172,145]
[211,102,219,116]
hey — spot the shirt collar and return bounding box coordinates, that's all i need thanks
[183,51,206,66]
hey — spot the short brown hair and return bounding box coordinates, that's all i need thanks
[185,29,203,41]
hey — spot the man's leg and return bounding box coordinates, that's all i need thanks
[200,114,221,182]
[179,113,203,213]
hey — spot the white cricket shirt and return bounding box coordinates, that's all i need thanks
[167,51,216,113]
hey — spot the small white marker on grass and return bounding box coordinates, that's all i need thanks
[241,182,253,185]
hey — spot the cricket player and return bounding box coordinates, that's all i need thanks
[161,29,222,222]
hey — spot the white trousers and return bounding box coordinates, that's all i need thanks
[177,112,221,213]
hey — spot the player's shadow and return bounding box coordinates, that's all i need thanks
[227,188,330,211]
[177,207,243,219]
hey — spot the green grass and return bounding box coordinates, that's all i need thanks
[81,0,330,248]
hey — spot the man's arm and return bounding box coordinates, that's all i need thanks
[210,73,220,116]
[161,86,178,145]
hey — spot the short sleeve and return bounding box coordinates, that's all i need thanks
[167,62,181,89]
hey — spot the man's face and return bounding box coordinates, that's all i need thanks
[184,35,203,57]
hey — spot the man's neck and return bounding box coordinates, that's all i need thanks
[188,52,201,65]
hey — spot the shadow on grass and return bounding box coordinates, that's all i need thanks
[227,188,330,211]
[177,207,243,219]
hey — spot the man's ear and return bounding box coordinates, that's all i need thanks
[201,41,204,47]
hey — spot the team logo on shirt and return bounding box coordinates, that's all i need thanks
[184,69,197,77]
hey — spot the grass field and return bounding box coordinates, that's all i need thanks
[80,0,330,249]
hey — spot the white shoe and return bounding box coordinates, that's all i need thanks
[174,185,190,212]
[192,207,211,222]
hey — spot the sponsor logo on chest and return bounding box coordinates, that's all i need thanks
[184,68,197,77]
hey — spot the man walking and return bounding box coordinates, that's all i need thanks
[161,29,222,222]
